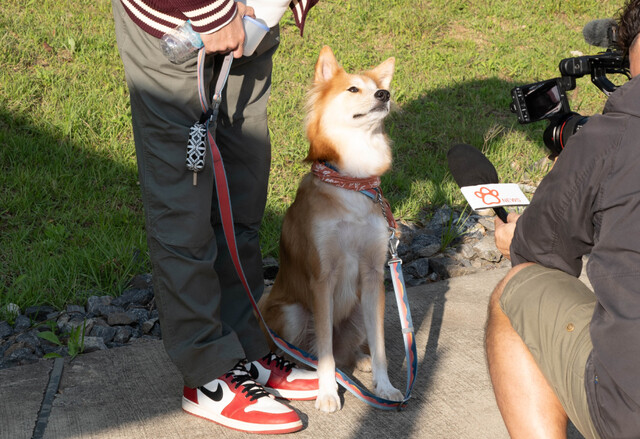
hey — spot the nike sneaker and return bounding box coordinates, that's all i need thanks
[182,361,302,434]
[247,353,319,400]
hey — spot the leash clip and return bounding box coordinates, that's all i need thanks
[388,228,401,261]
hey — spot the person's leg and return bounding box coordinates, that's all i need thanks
[209,32,319,400]
[210,32,281,361]
[112,4,313,432]
[486,263,601,439]
[112,0,245,388]
[486,263,568,438]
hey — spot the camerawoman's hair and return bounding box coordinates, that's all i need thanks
[617,0,640,54]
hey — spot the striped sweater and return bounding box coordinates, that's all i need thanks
[119,0,318,38]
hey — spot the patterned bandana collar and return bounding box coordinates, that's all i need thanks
[311,161,381,191]
[311,161,397,229]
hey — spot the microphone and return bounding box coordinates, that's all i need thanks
[447,143,509,222]
[582,18,618,48]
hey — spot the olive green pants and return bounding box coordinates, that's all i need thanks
[501,264,600,439]
[112,0,279,388]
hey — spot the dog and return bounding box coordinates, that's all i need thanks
[258,46,402,413]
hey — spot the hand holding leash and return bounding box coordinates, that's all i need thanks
[200,3,255,58]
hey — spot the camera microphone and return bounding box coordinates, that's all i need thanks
[560,19,622,78]
[582,18,619,48]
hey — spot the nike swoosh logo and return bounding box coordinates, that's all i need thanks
[248,363,259,380]
[200,383,223,402]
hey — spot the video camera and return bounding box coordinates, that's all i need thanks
[510,19,630,157]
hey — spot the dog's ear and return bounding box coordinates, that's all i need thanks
[314,46,342,83]
[370,57,395,90]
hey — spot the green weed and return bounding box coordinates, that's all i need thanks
[37,319,86,360]
[439,207,472,253]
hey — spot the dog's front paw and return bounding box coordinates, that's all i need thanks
[376,384,404,402]
[315,390,341,413]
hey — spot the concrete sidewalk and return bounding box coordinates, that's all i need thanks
[1,268,585,439]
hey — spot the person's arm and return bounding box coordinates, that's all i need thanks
[170,0,254,58]
[508,117,611,276]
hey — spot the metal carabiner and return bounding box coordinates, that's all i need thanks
[388,228,400,260]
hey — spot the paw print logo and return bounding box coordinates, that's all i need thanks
[474,186,501,205]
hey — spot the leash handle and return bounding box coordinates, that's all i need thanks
[197,51,417,410]
[197,49,233,123]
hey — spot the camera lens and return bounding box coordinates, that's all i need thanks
[543,113,589,157]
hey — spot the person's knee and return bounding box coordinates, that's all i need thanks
[490,262,536,308]
[486,263,536,359]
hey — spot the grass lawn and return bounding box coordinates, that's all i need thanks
[0,0,624,311]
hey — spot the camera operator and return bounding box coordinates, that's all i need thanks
[486,1,640,438]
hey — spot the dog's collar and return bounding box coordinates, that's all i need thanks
[311,161,381,192]
[311,161,396,228]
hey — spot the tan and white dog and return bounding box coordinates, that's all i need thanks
[258,46,403,412]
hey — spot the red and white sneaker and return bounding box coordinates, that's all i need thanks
[182,361,302,434]
[246,353,319,400]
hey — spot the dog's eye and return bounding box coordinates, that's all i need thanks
[347,86,359,93]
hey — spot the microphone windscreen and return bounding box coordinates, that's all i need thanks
[447,143,500,188]
[582,18,617,47]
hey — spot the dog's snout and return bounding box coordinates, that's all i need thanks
[374,89,390,102]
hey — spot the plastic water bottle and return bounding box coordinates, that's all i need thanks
[160,21,203,64]
[160,17,269,64]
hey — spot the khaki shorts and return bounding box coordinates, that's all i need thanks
[500,264,600,439]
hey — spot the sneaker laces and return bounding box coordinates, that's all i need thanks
[226,361,271,401]
[261,352,295,373]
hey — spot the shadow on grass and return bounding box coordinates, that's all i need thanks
[0,106,148,309]
[380,76,549,222]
